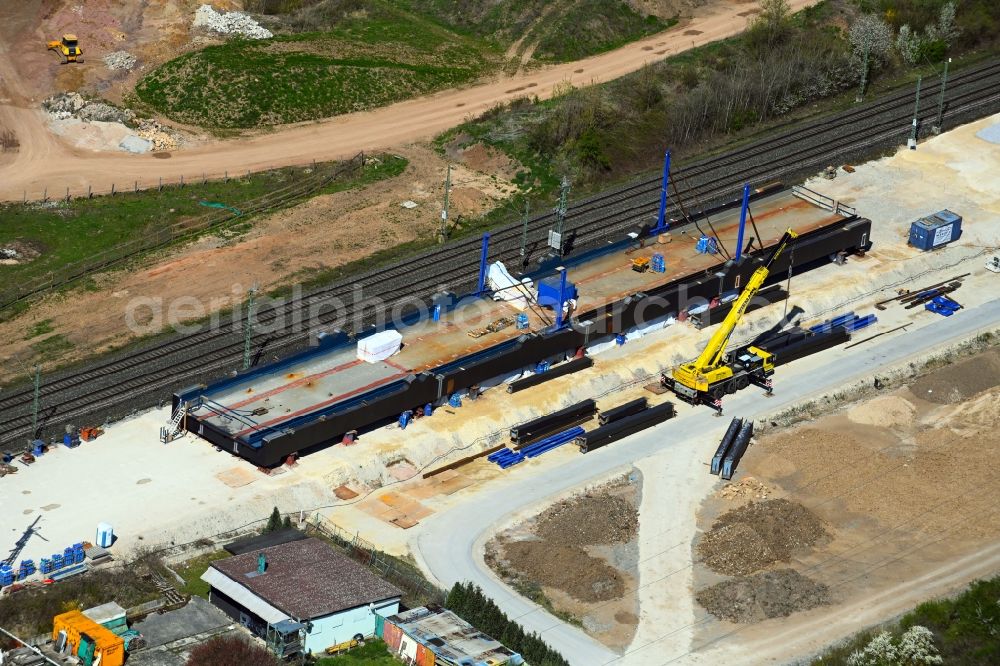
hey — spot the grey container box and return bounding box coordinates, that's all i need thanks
[908,209,962,251]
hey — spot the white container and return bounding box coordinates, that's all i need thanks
[96,522,114,548]
[357,330,402,363]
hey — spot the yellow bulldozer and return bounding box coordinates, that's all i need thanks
[47,34,82,64]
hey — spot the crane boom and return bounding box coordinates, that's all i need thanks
[691,229,797,372]
[668,228,797,409]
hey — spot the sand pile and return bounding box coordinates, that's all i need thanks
[847,394,916,426]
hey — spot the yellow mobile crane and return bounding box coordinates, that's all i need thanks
[664,228,798,411]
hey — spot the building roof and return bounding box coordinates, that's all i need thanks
[387,605,520,665]
[224,528,307,555]
[201,567,289,625]
[209,537,401,620]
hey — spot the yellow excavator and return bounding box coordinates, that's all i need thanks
[47,34,82,64]
[663,228,798,411]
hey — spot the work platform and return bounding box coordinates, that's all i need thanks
[177,186,871,466]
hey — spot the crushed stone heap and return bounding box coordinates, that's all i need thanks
[193,4,273,39]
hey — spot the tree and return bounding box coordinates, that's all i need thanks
[897,626,944,665]
[281,515,292,529]
[747,0,792,50]
[446,582,469,616]
[849,13,895,66]
[185,635,280,666]
[847,631,898,666]
[263,507,282,533]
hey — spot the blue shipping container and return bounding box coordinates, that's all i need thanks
[908,209,962,251]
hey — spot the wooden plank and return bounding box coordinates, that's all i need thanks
[422,444,505,478]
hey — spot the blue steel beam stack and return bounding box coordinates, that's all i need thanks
[488,447,524,469]
[489,426,585,469]
[809,312,877,334]
[522,426,585,459]
[0,564,14,587]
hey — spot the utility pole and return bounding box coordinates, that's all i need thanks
[933,58,951,134]
[856,46,870,102]
[439,164,451,243]
[908,75,922,149]
[549,176,570,254]
[519,199,530,263]
[242,284,257,371]
[30,364,40,441]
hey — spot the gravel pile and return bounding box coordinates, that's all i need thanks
[193,4,273,39]
[535,489,639,545]
[43,92,136,125]
[103,51,137,71]
[696,569,830,623]
[135,119,180,152]
[42,92,182,152]
[698,499,827,576]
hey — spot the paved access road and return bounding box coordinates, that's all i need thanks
[0,1,818,201]
[411,297,1000,666]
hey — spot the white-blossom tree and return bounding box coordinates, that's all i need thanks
[898,625,944,665]
[846,625,943,666]
[850,13,894,99]
[847,631,898,666]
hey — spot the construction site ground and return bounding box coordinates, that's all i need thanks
[688,347,1000,654]
[2,98,999,666]
[484,476,642,651]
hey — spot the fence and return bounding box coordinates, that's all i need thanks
[0,152,365,312]
[306,515,445,606]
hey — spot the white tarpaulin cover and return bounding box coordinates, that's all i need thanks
[357,330,403,363]
[488,261,533,310]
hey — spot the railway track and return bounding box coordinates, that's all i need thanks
[3,59,1000,448]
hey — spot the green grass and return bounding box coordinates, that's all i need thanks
[30,333,73,361]
[136,2,496,128]
[24,319,53,339]
[812,575,1000,665]
[316,639,398,665]
[531,1,670,62]
[174,549,230,598]
[402,0,670,61]
[0,155,407,306]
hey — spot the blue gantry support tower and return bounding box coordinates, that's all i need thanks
[735,183,751,261]
[654,150,671,233]
[477,232,491,296]
[554,267,568,330]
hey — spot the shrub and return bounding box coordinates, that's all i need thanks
[185,635,281,666]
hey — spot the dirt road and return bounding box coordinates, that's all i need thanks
[0,1,817,202]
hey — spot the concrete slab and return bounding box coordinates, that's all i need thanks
[0,407,331,570]
[133,597,232,648]
[975,120,1000,144]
